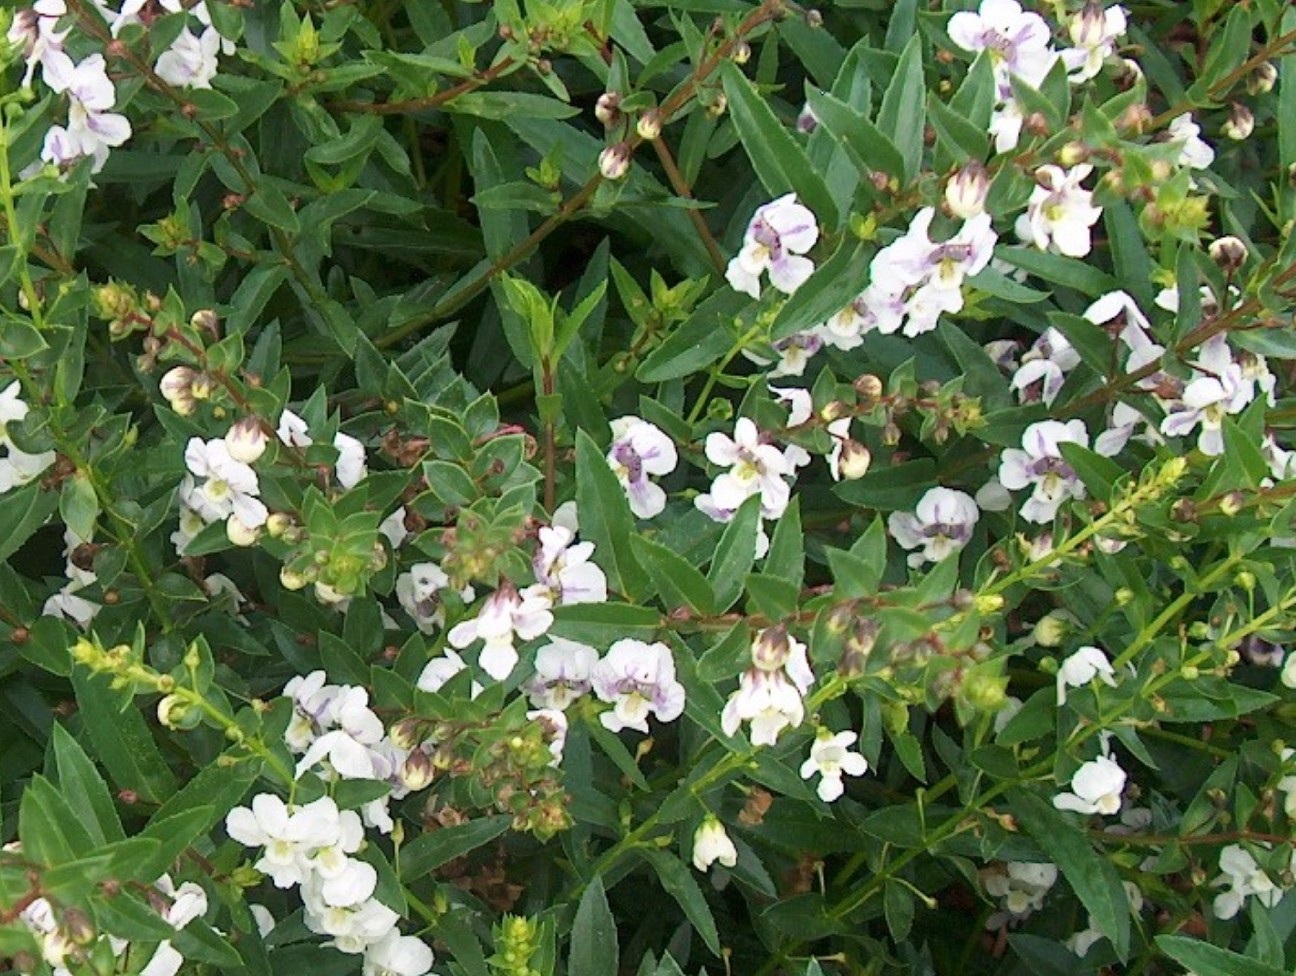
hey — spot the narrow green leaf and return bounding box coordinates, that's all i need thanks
[1155,936,1289,976]
[399,816,513,882]
[720,62,838,228]
[0,479,60,564]
[1010,789,1130,960]
[72,666,177,804]
[569,876,617,976]
[636,288,745,382]
[804,87,905,180]
[642,850,721,956]
[875,35,925,182]
[763,496,804,588]
[52,723,125,845]
[706,495,760,612]
[58,472,99,542]
[631,534,716,615]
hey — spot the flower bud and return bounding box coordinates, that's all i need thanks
[1246,62,1277,95]
[1070,0,1108,48]
[390,717,424,750]
[598,143,631,180]
[190,308,219,335]
[1208,235,1247,274]
[401,749,435,791]
[157,693,197,729]
[837,440,871,480]
[280,566,309,590]
[730,40,751,65]
[1057,141,1090,167]
[853,373,883,400]
[1223,103,1254,141]
[636,109,662,141]
[796,103,818,134]
[159,366,198,415]
[1032,611,1071,648]
[594,91,621,128]
[692,816,737,871]
[224,416,268,464]
[705,92,727,119]
[266,512,293,538]
[226,516,260,547]
[751,624,791,671]
[944,161,989,219]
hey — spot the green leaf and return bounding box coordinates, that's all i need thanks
[995,246,1118,296]
[0,316,49,358]
[770,239,872,342]
[446,91,580,119]
[636,288,747,382]
[641,850,721,956]
[52,723,125,845]
[551,602,662,644]
[0,479,59,564]
[1155,936,1289,976]
[764,496,804,588]
[707,495,760,612]
[399,816,512,881]
[875,35,926,182]
[576,429,648,599]
[928,94,988,162]
[1010,789,1130,960]
[133,806,215,883]
[1058,442,1124,500]
[570,876,618,976]
[883,880,915,943]
[631,535,716,615]
[71,666,177,804]
[58,472,99,542]
[720,62,838,229]
[803,87,904,180]
[19,775,95,865]
[243,184,301,233]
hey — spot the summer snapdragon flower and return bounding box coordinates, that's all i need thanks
[982,862,1058,929]
[1056,646,1118,704]
[293,686,386,781]
[1061,2,1128,83]
[692,816,738,872]
[1211,844,1285,919]
[524,637,599,710]
[1053,753,1126,816]
[888,487,980,567]
[725,193,819,299]
[704,417,792,517]
[800,729,870,802]
[395,562,475,634]
[39,50,131,173]
[721,627,815,746]
[1167,113,1215,170]
[182,436,269,531]
[362,930,435,976]
[590,639,686,733]
[155,26,222,89]
[1160,335,1256,456]
[529,524,608,606]
[606,416,678,518]
[1020,164,1103,257]
[947,0,1058,90]
[998,420,1089,523]
[1010,328,1080,406]
[448,582,555,681]
[225,794,345,888]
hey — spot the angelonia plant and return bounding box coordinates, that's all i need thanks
[2,0,1296,974]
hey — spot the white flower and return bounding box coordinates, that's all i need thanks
[0,381,55,493]
[156,875,208,929]
[1211,844,1284,920]
[334,432,368,489]
[1282,654,1296,690]
[395,562,473,635]
[888,487,980,567]
[448,582,554,681]
[225,794,341,888]
[705,417,792,518]
[725,193,819,298]
[301,876,400,953]
[721,633,814,746]
[183,437,269,529]
[607,417,677,518]
[527,707,569,765]
[1061,3,1127,83]
[363,930,435,976]
[1160,335,1252,456]
[800,729,869,802]
[155,27,221,89]
[294,687,386,780]
[691,817,738,872]
[1020,164,1103,257]
[983,861,1058,929]
[1056,646,1118,705]
[525,638,598,710]
[530,525,607,605]
[278,409,313,447]
[379,507,409,549]
[998,420,1088,523]
[416,649,480,696]
[1167,114,1214,170]
[1011,328,1079,406]
[1053,754,1126,816]
[769,386,814,427]
[39,50,131,173]
[947,0,1059,89]
[590,639,686,733]
[1277,748,1296,821]
[139,942,185,976]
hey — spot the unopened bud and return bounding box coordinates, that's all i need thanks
[595,91,621,128]
[280,566,309,590]
[401,749,435,791]
[636,109,662,141]
[731,40,750,65]
[944,161,989,219]
[1032,611,1071,648]
[266,512,293,538]
[1208,236,1247,274]
[598,143,631,180]
[1218,490,1246,517]
[1222,103,1253,141]
[796,104,818,134]
[853,373,883,400]
[1246,62,1277,95]
[157,693,196,730]
[705,92,728,119]
[1057,141,1089,167]
[190,308,218,335]
[837,440,871,480]
[224,416,268,464]
[882,421,902,446]
[751,625,791,671]
[226,516,260,547]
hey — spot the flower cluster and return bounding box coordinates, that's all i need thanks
[722,627,815,746]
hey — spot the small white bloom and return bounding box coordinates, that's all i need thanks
[531,525,607,605]
[1211,844,1284,920]
[947,0,1059,89]
[983,861,1058,929]
[607,416,677,518]
[1010,328,1079,406]
[1167,114,1214,170]
[888,487,980,567]
[998,420,1088,523]
[1060,3,1127,83]
[590,639,686,733]
[154,26,221,89]
[691,816,738,872]
[1053,754,1126,816]
[725,193,819,298]
[363,930,435,976]
[1160,335,1252,456]
[334,431,368,489]
[721,634,814,746]
[448,582,554,681]
[705,417,792,518]
[800,729,869,802]
[525,638,598,710]
[1056,646,1118,705]
[184,437,269,529]
[1020,164,1103,257]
